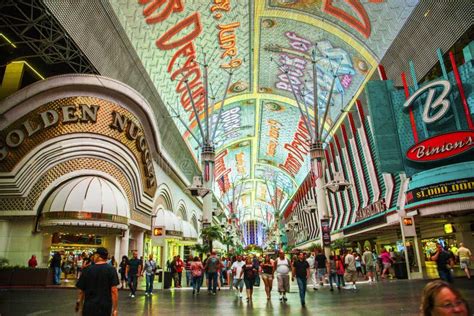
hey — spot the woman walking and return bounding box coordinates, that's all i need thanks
[335,254,345,290]
[240,257,258,302]
[261,255,274,300]
[190,256,204,295]
[328,255,339,291]
[119,256,128,289]
[380,248,394,279]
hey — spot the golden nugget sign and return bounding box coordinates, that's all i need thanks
[0,97,156,193]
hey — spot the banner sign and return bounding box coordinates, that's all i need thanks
[406,177,474,204]
[321,218,331,247]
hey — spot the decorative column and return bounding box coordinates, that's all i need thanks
[201,144,215,225]
[120,229,130,258]
[310,141,331,259]
[136,230,145,257]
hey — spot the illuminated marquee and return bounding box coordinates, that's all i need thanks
[0,97,157,193]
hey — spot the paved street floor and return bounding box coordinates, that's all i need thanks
[0,278,473,316]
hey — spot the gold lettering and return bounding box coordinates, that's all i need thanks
[110,111,128,132]
[22,119,41,137]
[81,104,99,122]
[127,121,140,140]
[40,110,59,128]
[6,129,25,148]
[61,105,79,123]
[137,135,147,152]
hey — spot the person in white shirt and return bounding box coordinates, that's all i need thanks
[274,251,291,301]
[344,250,358,290]
[231,255,245,298]
[306,252,318,290]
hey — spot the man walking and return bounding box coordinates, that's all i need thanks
[50,251,62,285]
[205,251,220,295]
[126,250,142,298]
[457,242,471,279]
[75,247,119,316]
[292,252,310,307]
[431,243,454,283]
[231,255,245,298]
[315,249,327,289]
[144,254,157,296]
[344,250,358,290]
[306,252,318,290]
[362,247,375,283]
[274,250,291,302]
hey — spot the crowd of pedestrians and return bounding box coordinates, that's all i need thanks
[38,242,472,314]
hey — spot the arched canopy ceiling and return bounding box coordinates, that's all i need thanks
[109,0,417,220]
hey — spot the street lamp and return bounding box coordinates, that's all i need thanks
[278,47,351,259]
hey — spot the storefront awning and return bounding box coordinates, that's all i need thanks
[40,176,129,230]
[154,208,183,237]
[182,220,198,241]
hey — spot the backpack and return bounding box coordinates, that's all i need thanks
[207,257,218,272]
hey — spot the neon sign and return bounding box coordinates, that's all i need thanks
[406,131,474,162]
[403,80,452,124]
[403,79,474,163]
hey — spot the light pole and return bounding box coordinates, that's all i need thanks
[168,54,235,231]
[279,47,348,259]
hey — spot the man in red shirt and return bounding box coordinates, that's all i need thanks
[175,255,184,288]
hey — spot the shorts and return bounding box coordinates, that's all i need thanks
[344,270,357,282]
[366,265,374,273]
[233,278,244,289]
[277,274,290,293]
[261,273,273,282]
[383,262,392,270]
[460,260,470,269]
[244,278,255,289]
[317,268,327,279]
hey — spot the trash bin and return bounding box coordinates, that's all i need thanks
[393,262,408,279]
[163,271,173,289]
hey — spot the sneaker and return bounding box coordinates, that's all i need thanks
[239,293,243,298]
[302,301,306,307]
[313,288,318,291]
[192,290,195,295]
[129,293,132,297]
[144,292,149,296]
[330,288,334,291]
[131,294,135,298]
[212,292,216,295]
[279,295,283,301]
[283,296,288,301]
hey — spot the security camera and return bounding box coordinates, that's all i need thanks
[188,176,210,197]
[212,208,223,217]
[303,207,317,214]
[325,182,351,193]
[324,172,351,193]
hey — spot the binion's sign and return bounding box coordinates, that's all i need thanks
[403,80,474,163]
